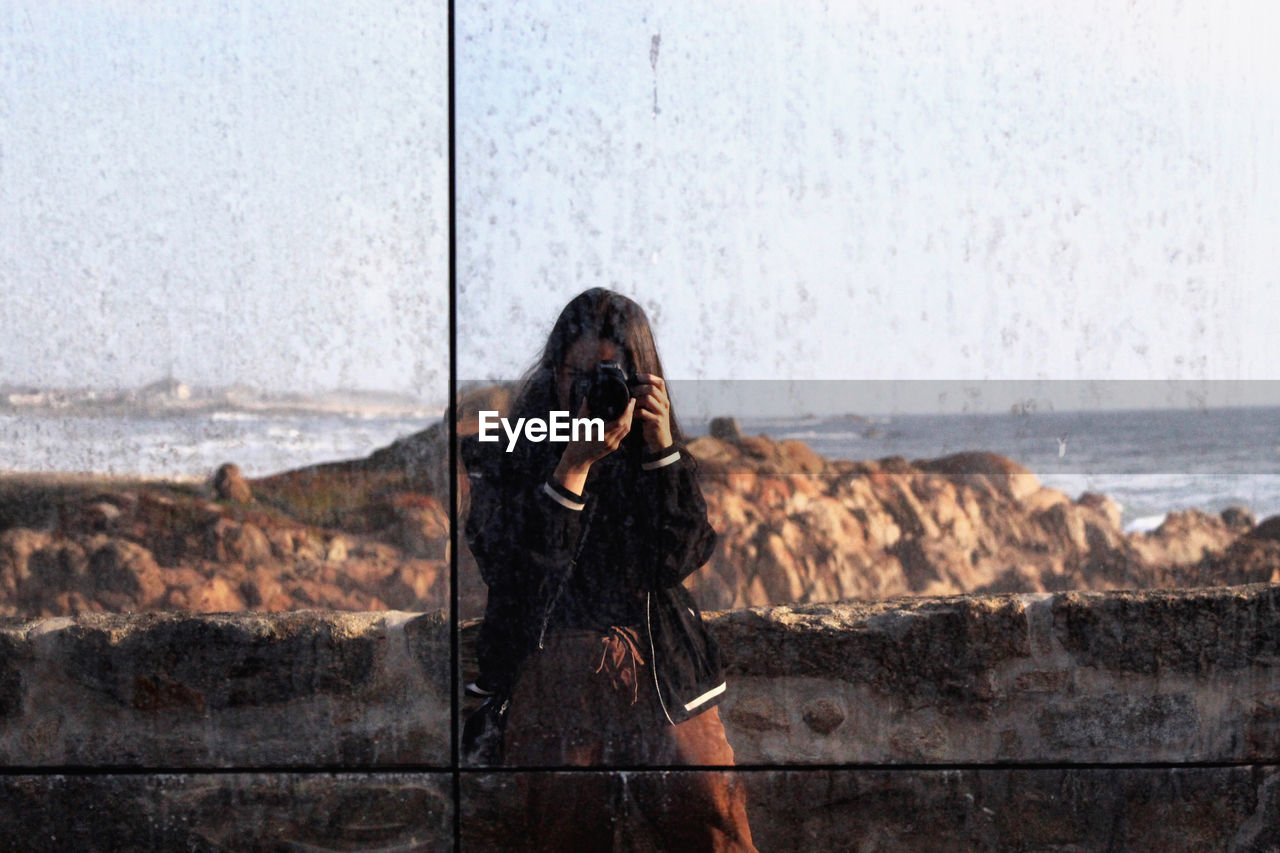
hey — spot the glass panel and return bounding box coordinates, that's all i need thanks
[0,0,449,767]
[0,0,448,614]
[462,767,1276,851]
[0,773,453,848]
[455,0,1278,845]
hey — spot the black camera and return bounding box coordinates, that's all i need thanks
[571,361,641,422]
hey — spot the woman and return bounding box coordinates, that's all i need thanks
[462,288,756,851]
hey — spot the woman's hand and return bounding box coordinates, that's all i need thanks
[634,373,674,452]
[553,397,636,495]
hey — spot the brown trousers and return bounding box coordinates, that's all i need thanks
[501,628,757,852]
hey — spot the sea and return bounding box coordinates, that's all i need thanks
[0,410,433,483]
[2,406,1278,533]
[734,406,1280,533]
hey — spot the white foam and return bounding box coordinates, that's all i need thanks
[210,410,264,422]
[777,430,866,442]
[1125,514,1168,534]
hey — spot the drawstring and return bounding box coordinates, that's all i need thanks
[593,626,646,705]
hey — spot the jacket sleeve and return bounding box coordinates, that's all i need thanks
[462,439,593,691]
[461,439,588,605]
[635,445,718,589]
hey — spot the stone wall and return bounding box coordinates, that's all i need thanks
[714,586,1280,765]
[3,584,1279,848]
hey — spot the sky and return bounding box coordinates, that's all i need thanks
[456,0,1280,411]
[1,0,448,400]
[3,2,1279,413]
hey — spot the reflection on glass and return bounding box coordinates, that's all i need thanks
[458,0,1279,844]
[459,290,756,847]
[1,1,447,620]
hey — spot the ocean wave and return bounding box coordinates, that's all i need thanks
[1125,514,1168,534]
[209,411,265,422]
[1252,506,1280,523]
[777,430,867,442]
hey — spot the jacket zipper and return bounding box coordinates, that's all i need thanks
[646,591,677,726]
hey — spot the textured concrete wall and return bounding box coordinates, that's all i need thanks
[0,773,453,851]
[3,585,1280,846]
[2,767,1276,850]
[0,611,450,767]
[463,767,1280,851]
[714,586,1280,765]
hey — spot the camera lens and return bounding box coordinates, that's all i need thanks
[588,362,632,421]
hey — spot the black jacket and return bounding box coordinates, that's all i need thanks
[461,433,725,722]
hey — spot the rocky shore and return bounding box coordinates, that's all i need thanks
[0,447,450,618]
[681,427,1278,610]
[1,398,1277,619]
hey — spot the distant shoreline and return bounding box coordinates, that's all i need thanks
[0,402,442,420]
[0,380,442,420]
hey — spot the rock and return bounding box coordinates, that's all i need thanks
[1220,506,1255,532]
[1206,536,1280,587]
[373,564,440,610]
[266,527,325,563]
[977,564,1045,595]
[325,536,349,563]
[1246,514,1280,542]
[1023,487,1071,515]
[779,439,825,475]
[754,533,805,602]
[685,436,739,469]
[1078,492,1123,531]
[1035,504,1089,554]
[684,432,1278,610]
[456,384,513,436]
[160,567,207,609]
[87,539,165,607]
[362,421,451,496]
[1132,508,1235,568]
[212,463,253,504]
[24,543,88,595]
[193,575,245,613]
[736,435,774,461]
[79,501,123,531]
[801,698,846,735]
[726,695,790,732]
[0,421,1271,620]
[353,541,399,562]
[709,417,742,441]
[49,590,97,616]
[0,528,51,598]
[238,568,284,610]
[725,469,757,495]
[388,495,448,560]
[915,452,1040,502]
[205,519,273,567]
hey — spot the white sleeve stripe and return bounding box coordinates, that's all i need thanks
[541,482,585,511]
[683,681,727,711]
[641,450,681,470]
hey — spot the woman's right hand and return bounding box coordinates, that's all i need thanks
[553,397,636,494]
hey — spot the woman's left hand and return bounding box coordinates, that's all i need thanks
[634,373,674,452]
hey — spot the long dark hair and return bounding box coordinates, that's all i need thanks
[508,288,689,465]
